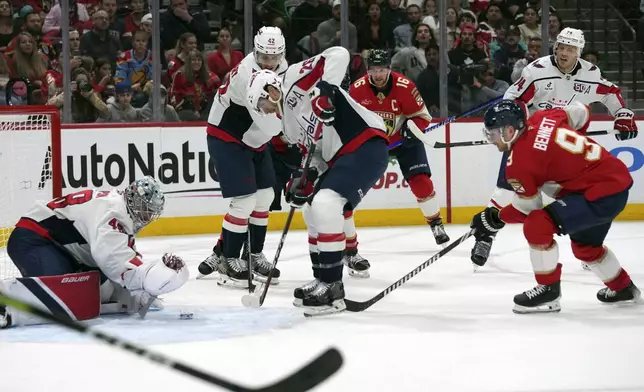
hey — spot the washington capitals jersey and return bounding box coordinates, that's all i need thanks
[504,55,625,116]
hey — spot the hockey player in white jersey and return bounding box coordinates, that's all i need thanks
[470,27,639,268]
[0,176,189,328]
[247,46,389,315]
[197,27,288,288]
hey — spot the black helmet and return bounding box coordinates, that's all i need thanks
[367,49,390,68]
[484,100,526,131]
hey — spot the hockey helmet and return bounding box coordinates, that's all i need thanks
[247,69,283,116]
[124,176,165,233]
[254,26,285,70]
[367,49,390,68]
[554,27,585,54]
[483,100,527,147]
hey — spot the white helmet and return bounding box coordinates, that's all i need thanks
[254,27,285,70]
[247,69,283,115]
[554,27,585,55]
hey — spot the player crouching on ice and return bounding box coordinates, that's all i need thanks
[469,100,640,314]
[0,177,189,328]
[247,47,389,315]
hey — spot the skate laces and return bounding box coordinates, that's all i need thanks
[472,240,492,257]
[525,285,547,299]
[302,279,320,291]
[227,258,248,272]
[251,253,272,272]
[431,222,446,236]
[310,281,330,296]
[603,288,618,298]
[203,253,220,268]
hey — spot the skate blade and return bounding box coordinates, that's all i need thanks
[253,274,280,285]
[217,276,250,289]
[303,299,347,317]
[293,298,303,307]
[347,269,370,279]
[513,301,561,314]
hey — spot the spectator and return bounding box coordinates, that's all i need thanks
[100,0,123,40]
[42,0,90,36]
[448,23,487,112]
[97,82,143,122]
[289,0,332,45]
[316,0,357,52]
[206,27,244,82]
[448,0,463,15]
[358,2,394,51]
[393,4,422,52]
[69,29,81,53]
[382,0,406,34]
[169,49,220,121]
[160,0,210,52]
[140,84,180,122]
[0,1,17,52]
[489,26,505,57]
[47,67,109,123]
[7,32,46,90]
[7,10,56,66]
[511,36,540,82]
[467,60,508,108]
[482,4,506,30]
[391,23,434,80]
[167,32,196,81]
[80,9,121,64]
[43,51,83,99]
[115,30,152,107]
[92,57,115,102]
[445,7,459,50]
[458,10,477,27]
[547,13,563,49]
[121,0,148,37]
[140,12,152,36]
[0,53,22,105]
[415,43,440,114]
[493,25,525,83]
[421,0,438,37]
[518,6,539,46]
[582,49,600,66]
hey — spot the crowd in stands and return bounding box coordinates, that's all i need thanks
[0,0,606,122]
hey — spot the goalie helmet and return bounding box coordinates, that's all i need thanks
[254,26,285,70]
[554,27,585,55]
[124,176,165,233]
[247,69,282,115]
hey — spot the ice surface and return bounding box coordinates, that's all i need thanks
[2,223,644,392]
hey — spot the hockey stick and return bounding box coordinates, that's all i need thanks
[0,292,343,392]
[432,130,611,149]
[247,228,256,293]
[345,230,474,312]
[241,142,318,308]
[388,96,503,149]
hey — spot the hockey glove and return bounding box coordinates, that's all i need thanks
[470,207,505,240]
[311,81,336,125]
[162,253,185,271]
[285,167,318,207]
[613,108,638,141]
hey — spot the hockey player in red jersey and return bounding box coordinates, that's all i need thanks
[471,27,639,268]
[0,177,189,328]
[470,100,640,313]
[344,49,449,278]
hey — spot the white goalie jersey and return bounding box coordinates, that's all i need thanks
[504,55,626,115]
[15,190,151,288]
[280,47,387,172]
[207,53,288,148]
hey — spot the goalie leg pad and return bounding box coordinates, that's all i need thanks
[1,271,100,326]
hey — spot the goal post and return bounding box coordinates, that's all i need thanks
[0,105,62,279]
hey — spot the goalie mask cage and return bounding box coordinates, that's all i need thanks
[0,106,62,279]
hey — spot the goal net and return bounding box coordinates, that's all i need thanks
[0,106,61,279]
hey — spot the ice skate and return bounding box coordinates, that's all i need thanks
[597,281,642,304]
[293,278,321,307]
[0,305,11,329]
[302,281,346,317]
[197,243,222,279]
[429,218,450,246]
[471,234,494,271]
[513,282,562,314]
[216,257,251,289]
[250,252,280,284]
[343,249,370,278]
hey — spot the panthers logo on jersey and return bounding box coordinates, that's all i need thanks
[375,111,395,135]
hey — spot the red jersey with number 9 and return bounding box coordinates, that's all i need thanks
[349,71,431,146]
[504,108,632,206]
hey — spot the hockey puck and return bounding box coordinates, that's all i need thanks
[241,294,261,308]
[179,312,194,320]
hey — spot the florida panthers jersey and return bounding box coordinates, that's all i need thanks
[349,71,431,147]
[14,189,143,285]
[207,53,288,149]
[498,103,633,223]
[281,47,387,172]
[504,56,625,116]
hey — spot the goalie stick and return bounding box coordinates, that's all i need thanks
[345,230,474,312]
[241,136,319,309]
[0,292,343,392]
[432,130,611,149]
